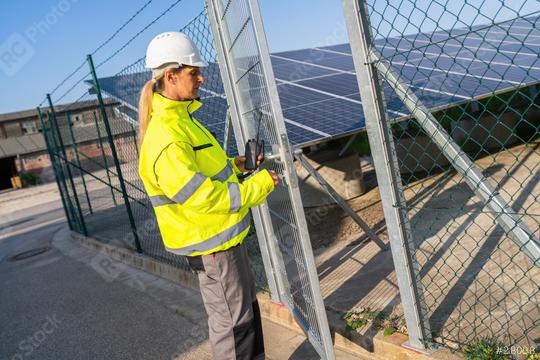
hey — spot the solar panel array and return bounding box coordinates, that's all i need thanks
[92,14,540,148]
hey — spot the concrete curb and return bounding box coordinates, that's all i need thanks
[71,232,200,291]
[71,232,463,360]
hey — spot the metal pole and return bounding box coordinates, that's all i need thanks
[87,54,142,254]
[45,110,75,229]
[370,51,540,264]
[338,133,358,157]
[342,0,432,351]
[206,0,284,302]
[129,122,139,158]
[45,110,76,230]
[247,0,335,358]
[295,152,387,250]
[223,109,232,155]
[47,94,88,236]
[93,110,117,206]
[66,111,93,214]
[37,107,73,230]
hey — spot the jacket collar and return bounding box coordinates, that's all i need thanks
[152,92,202,116]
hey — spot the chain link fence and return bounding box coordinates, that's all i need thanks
[345,0,539,355]
[206,0,336,357]
[37,9,231,274]
[37,0,540,357]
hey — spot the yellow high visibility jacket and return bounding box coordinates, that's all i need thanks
[139,93,274,256]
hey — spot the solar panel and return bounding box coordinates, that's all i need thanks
[91,14,540,148]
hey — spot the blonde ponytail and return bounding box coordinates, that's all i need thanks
[138,78,157,144]
[138,67,181,144]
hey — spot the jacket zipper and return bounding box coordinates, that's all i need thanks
[187,99,212,142]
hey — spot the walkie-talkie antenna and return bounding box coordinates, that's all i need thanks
[244,108,265,171]
[254,108,263,143]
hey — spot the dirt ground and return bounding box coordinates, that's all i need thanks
[302,140,539,355]
[54,139,539,356]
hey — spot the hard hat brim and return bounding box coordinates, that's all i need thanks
[144,59,209,69]
[191,59,208,67]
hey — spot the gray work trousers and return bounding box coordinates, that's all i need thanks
[187,243,265,360]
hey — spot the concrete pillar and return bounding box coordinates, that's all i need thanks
[294,150,366,207]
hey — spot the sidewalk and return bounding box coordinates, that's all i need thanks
[10,141,537,358]
[55,225,363,359]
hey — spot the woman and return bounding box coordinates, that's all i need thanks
[138,32,279,360]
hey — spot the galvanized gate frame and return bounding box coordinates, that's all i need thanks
[206,0,335,358]
[341,0,433,351]
[343,0,540,351]
[206,1,285,306]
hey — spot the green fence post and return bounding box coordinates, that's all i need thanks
[93,111,118,206]
[46,109,78,231]
[37,107,74,230]
[66,111,93,214]
[130,122,139,158]
[87,54,142,254]
[47,94,88,236]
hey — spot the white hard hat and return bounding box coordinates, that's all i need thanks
[145,32,208,69]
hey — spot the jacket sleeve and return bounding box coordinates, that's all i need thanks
[154,142,274,214]
[228,157,243,175]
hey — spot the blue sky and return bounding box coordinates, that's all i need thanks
[0,0,538,114]
[0,0,349,114]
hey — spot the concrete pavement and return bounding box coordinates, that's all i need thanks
[0,186,361,360]
[1,204,211,359]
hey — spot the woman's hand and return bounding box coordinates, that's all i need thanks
[268,170,280,187]
[234,154,264,172]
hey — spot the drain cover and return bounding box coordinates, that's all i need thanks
[10,247,50,261]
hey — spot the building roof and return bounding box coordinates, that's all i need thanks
[0,99,116,123]
[0,116,134,159]
[0,133,45,158]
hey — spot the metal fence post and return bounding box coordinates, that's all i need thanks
[246,2,336,356]
[45,110,76,230]
[87,54,143,254]
[66,111,93,214]
[92,111,118,206]
[129,122,139,159]
[37,107,74,230]
[341,0,432,351]
[45,110,76,229]
[206,0,284,303]
[47,94,88,236]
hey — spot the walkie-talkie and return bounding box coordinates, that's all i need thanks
[244,110,265,171]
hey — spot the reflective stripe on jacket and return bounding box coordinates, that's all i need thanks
[139,93,274,256]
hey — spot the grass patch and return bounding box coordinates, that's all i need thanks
[341,307,407,336]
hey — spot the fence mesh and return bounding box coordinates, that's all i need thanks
[38,9,233,274]
[37,0,540,357]
[364,0,540,353]
[207,0,335,357]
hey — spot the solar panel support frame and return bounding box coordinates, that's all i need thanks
[342,0,434,351]
[294,152,387,250]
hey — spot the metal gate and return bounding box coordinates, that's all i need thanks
[342,0,540,352]
[206,0,335,358]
